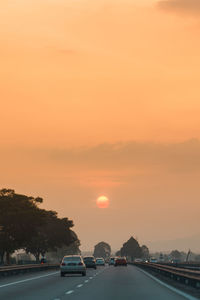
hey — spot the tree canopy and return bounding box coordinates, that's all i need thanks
[0,189,79,264]
[170,250,182,261]
[93,242,111,259]
[120,237,142,260]
[141,245,150,259]
[117,237,149,262]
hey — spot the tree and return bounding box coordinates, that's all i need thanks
[46,233,81,263]
[25,210,77,262]
[93,242,111,259]
[0,188,79,264]
[170,250,182,261]
[0,189,44,264]
[141,245,149,260]
[115,250,121,257]
[120,237,142,261]
[195,255,200,262]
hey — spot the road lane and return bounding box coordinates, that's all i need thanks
[60,265,197,300]
[0,271,60,288]
[0,267,98,300]
[0,265,198,300]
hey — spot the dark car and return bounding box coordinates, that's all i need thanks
[40,258,47,264]
[109,257,115,265]
[114,257,127,266]
[83,256,96,269]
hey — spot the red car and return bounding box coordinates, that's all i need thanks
[114,257,127,266]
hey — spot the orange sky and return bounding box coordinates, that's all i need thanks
[1,0,200,251]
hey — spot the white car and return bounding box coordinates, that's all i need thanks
[60,255,86,277]
[96,258,105,266]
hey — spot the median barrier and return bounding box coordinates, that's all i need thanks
[0,263,59,277]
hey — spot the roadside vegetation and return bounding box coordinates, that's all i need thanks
[0,189,80,265]
[93,242,111,259]
[116,237,150,261]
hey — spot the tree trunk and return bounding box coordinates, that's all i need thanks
[0,252,4,265]
[35,253,40,263]
[6,252,10,265]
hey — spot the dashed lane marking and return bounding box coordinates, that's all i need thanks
[65,290,74,295]
[84,280,89,283]
[89,277,93,280]
[77,284,83,288]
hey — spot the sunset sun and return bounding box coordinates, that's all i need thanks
[96,196,109,209]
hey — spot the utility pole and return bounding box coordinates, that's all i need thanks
[186,249,191,262]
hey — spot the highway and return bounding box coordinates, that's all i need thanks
[0,265,198,300]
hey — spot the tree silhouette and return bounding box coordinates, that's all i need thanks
[93,242,111,259]
[0,189,79,264]
[25,211,76,262]
[120,237,142,261]
[0,189,44,264]
[170,250,182,261]
[141,245,149,259]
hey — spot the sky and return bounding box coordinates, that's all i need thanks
[1,0,200,252]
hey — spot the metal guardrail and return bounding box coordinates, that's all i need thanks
[160,263,200,271]
[133,262,200,289]
[0,263,59,277]
[150,263,200,277]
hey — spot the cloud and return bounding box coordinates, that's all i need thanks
[1,139,200,189]
[2,139,200,173]
[41,139,200,174]
[157,0,200,16]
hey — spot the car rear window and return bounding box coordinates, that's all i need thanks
[64,256,81,261]
[84,257,94,260]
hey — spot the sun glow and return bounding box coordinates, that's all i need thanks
[96,196,109,209]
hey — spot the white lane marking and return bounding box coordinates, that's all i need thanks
[138,268,198,300]
[84,280,89,283]
[77,284,83,288]
[65,290,74,295]
[89,277,93,280]
[0,271,59,289]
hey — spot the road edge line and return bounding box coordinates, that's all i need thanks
[137,267,198,300]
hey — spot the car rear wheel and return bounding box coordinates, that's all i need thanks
[82,272,86,276]
[60,272,65,277]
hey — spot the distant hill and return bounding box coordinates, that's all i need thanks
[148,234,200,253]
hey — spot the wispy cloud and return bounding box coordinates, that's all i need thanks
[1,139,200,190]
[1,139,200,174]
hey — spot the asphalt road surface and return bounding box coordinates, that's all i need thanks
[0,265,198,300]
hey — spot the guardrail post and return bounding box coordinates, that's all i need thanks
[196,282,200,288]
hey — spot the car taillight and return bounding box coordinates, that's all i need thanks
[61,262,66,266]
[78,262,83,265]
